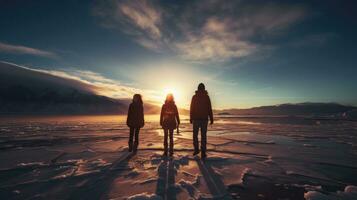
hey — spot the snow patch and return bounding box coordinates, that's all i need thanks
[304,185,357,200]
[264,156,274,164]
[182,170,196,177]
[133,177,158,185]
[126,193,162,200]
[17,161,46,167]
[125,169,140,178]
[303,143,317,148]
[345,185,357,193]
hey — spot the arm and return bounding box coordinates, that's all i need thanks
[208,96,213,124]
[140,105,144,127]
[189,96,194,123]
[160,105,164,126]
[126,104,132,126]
[175,105,180,125]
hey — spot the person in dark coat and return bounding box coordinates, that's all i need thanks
[160,93,180,156]
[190,83,213,159]
[126,94,144,153]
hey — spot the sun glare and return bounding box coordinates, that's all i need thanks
[148,84,188,108]
[163,87,181,102]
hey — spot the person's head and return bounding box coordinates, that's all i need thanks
[165,93,174,103]
[133,94,143,104]
[198,83,205,91]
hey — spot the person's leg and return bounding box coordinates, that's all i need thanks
[169,129,174,156]
[163,129,168,156]
[128,127,134,152]
[200,120,208,158]
[193,121,200,155]
[133,128,140,152]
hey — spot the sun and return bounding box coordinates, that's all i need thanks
[163,87,182,102]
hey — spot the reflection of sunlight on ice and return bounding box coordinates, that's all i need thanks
[216,120,261,125]
[156,129,178,141]
[219,131,251,136]
[176,131,193,140]
[157,129,164,137]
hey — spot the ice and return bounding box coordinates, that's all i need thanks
[0,115,357,199]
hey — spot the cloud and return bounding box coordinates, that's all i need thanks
[93,0,164,50]
[42,69,142,99]
[2,61,142,99]
[65,69,143,98]
[176,3,305,61]
[93,0,306,62]
[175,17,258,61]
[0,42,58,59]
[119,0,162,39]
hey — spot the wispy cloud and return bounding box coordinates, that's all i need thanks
[93,0,164,50]
[40,69,142,99]
[65,69,143,98]
[2,61,142,99]
[0,42,58,59]
[93,0,306,62]
[119,0,162,39]
[175,17,258,62]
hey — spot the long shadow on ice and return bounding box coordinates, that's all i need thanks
[156,157,176,200]
[195,157,232,199]
[0,151,135,199]
[68,151,135,199]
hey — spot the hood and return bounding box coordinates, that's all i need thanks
[195,90,208,95]
[131,102,143,108]
[164,100,176,105]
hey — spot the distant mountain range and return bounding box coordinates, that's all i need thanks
[0,61,159,115]
[218,103,357,119]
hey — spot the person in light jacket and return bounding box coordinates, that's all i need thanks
[160,93,180,156]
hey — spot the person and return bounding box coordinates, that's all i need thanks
[126,94,144,153]
[190,83,213,159]
[160,93,180,156]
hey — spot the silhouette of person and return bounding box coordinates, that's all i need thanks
[126,94,144,153]
[190,83,213,159]
[160,93,180,156]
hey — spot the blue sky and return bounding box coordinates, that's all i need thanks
[0,0,356,109]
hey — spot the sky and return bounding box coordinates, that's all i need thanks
[0,0,356,109]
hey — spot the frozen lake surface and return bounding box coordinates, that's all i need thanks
[0,115,357,199]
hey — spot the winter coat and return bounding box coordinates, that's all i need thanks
[190,90,213,122]
[160,102,180,130]
[126,102,144,128]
